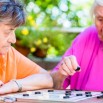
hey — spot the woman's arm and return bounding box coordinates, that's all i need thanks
[0,68,53,94]
[50,71,66,89]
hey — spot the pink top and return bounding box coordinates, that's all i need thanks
[53,25,103,91]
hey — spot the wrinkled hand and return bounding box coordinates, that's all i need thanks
[0,81,18,94]
[58,55,80,76]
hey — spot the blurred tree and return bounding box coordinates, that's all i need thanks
[22,0,93,28]
[15,0,93,57]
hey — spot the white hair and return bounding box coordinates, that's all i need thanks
[95,0,103,6]
[91,0,103,17]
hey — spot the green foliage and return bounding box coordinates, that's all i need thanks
[15,0,93,57]
[15,26,77,56]
[23,0,93,28]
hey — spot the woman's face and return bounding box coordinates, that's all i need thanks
[0,22,16,55]
[94,5,103,41]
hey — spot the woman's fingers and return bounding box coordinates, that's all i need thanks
[64,56,76,74]
[69,55,80,71]
[59,66,68,76]
[59,55,80,76]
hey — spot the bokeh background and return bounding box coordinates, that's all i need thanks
[14,0,93,69]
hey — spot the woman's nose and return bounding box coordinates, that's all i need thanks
[8,32,16,44]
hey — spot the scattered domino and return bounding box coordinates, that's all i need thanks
[0,89,103,103]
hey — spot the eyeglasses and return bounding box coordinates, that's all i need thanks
[0,2,23,12]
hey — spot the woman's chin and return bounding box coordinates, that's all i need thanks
[98,34,103,41]
[99,38,103,41]
[0,53,6,55]
[0,50,9,55]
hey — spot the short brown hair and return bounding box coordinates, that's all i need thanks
[0,0,25,27]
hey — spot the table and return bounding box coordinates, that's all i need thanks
[0,89,103,103]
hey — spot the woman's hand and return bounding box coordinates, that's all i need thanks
[0,81,19,94]
[51,55,80,89]
[58,55,80,76]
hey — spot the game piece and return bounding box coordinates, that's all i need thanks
[65,90,71,93]
[97,95,103,99]
[75,67,80,71]
[65,93,71,95]
[48,90,54,92]
[85,94,92,97]
[23,94,29,96]
[63,96,70,99]
[0,89,102,103]
[85,92,91,94]
[76,94,83,96]
[34,92,41,94]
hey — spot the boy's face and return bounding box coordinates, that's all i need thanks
[0,22,16,54]
[95,5,103,41]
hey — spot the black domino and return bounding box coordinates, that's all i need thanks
[97,95,103,99]
[65,91,71,95]
[76,94,83,96]
[35,92,41,94]
[48,90,54,92]
[63,96,70,99]
[75,89,80,91]
[23,94,29,96]
[65,93,71,95]
[85,92,91,94]
[75,67,80,71]
[85,94,92,97]
[65,91,71,93]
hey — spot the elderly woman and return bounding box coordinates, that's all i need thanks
[51,0,103,91]
[0,0,53,94]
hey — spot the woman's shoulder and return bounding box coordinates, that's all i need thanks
[80,25,97,38]
[75,25,98,42]
[85,25,97,31]
[71,25,98,49]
